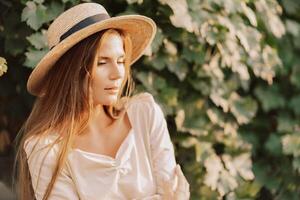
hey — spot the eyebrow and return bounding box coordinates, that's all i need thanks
[98,55,125,59]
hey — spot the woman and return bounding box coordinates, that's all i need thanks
[13,3,190,200]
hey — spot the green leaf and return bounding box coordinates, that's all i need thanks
[33,0,44,3]
[163,39,177,55]
[188,77,211,96]
[281,0,300,16]
[152,76,167,91]
[241,2,257,27]
[247,46,278,84]
[126,0,143,4]
[285,20,300,38]
[289,94,300,116]
[135,71,156,93]
[277,112,296,132]
[255,0,285,38]
[292,157,300,173]
[159,0,197,33]
[199,185,219,199]
[282,133,300,157]
[160,86,178,107]
[21,1,46,30]
[24,48,48,68]
[21,1,64,31]
[62,0,80,3]
[217,170,238,197]
[254,85,285,112]
[166,56,188,81]
[181,138,213,163]
[206,108,225,126]
[26,31,47,49]
[44,1,65,23]
[235,181,261,198]
[252,162,281,191]
[146,53,167,71]
[204,154,223,191]
[290,64,300,88]
[222,153,255,181]
[151,28,164,54]
[178,98,209,135]
[264,134,282,156]
[229,94,258,124]
[182,44,205,64]
[202,24,221,45]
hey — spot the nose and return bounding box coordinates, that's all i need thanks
[109,61,124,80]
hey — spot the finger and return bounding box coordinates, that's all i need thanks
[164,166,179,192]
[162,177,174,197]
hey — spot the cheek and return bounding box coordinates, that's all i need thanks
[91,70,107,93]
[90,69,118,103]
[117,66,126,81]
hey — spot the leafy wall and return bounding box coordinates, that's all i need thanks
[0,0,299,199]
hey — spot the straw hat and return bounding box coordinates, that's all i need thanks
[26,2,156,97]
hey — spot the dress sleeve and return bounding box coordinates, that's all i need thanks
[146,94,177,195]
[24,135,80,200]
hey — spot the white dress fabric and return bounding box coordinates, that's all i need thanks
[24,92,177,200]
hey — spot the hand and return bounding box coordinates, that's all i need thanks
[161,164,190,200]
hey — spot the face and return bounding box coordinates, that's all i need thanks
[89,31,126,106]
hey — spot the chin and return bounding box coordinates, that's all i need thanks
[98,96,118,106]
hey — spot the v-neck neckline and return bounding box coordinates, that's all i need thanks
[71,103,135,161]
[71,127,134,161]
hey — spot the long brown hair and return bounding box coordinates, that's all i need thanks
[12,28,135,200]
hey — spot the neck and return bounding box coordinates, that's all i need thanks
[84,104,122,135]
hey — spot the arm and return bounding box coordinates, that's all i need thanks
[24,136,80,200]
[161,164,190,200]
[132,92,189,200]
[147,96,190,200]
[139,165,190,200]
[148,98,177,195]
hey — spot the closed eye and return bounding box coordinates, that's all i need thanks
[98,62,106,65]
[98,61,125,65]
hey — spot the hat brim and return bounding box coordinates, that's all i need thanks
[27,15,156,97]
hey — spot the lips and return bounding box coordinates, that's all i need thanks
[105,86,119,94]
[105,86,119,90]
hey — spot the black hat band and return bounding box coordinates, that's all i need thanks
[50,13,110,50]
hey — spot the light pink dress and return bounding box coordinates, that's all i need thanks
[24,92,177,200]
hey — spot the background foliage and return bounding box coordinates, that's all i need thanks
[0,0,300,199]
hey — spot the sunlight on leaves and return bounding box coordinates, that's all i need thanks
[26,30,48,50]
[159,0,198,33]
[0,57,8,77]
[204,154,223,191]
[223,153,255,181]
[229,93,258,124]
[282,133,300,157]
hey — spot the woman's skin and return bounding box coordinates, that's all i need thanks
[72,31,130,159]
[73,30,190,199]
